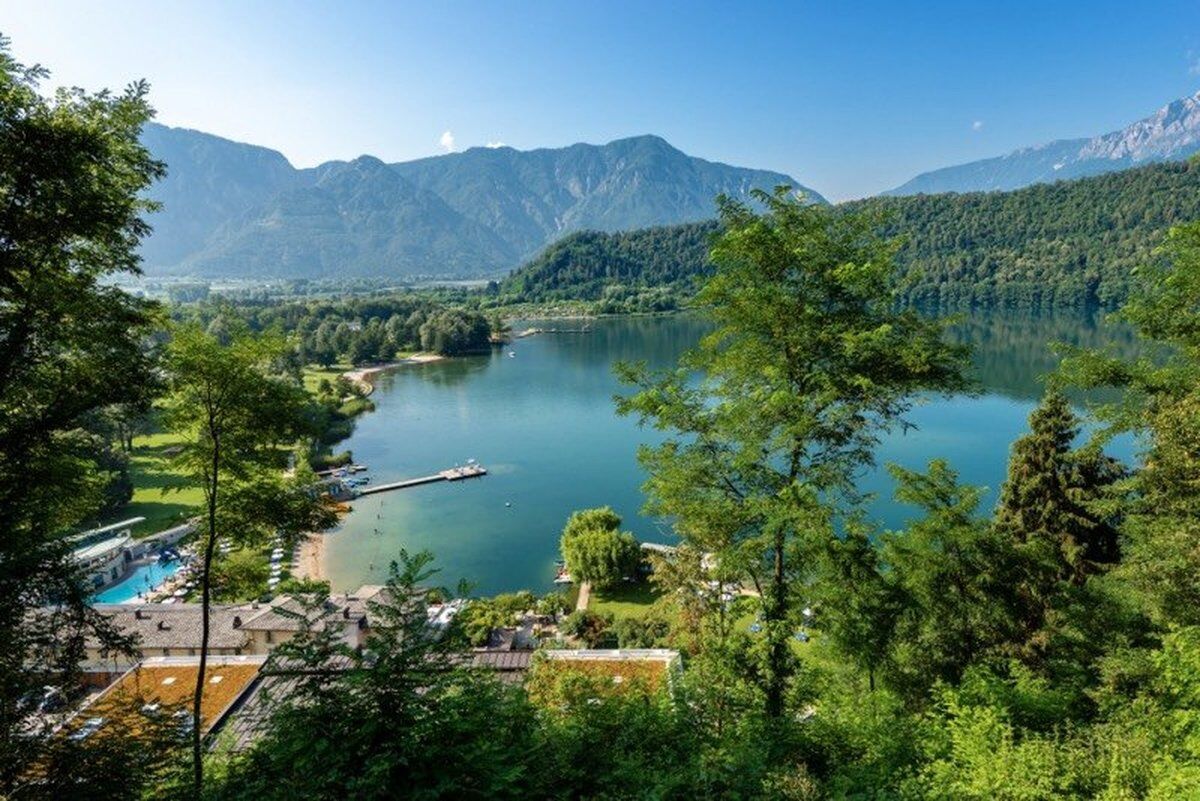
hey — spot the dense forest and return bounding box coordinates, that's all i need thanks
[499,222,718,311]
[176,296,496,365]
[502,157,1200,312]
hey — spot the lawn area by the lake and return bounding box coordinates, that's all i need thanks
[588,580,666,619]
[98,428,203,537]
[301,365,350,394]
[99,368,361,539]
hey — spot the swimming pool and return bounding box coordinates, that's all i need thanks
[93,559,182,604]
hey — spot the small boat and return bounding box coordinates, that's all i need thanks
[508,352,515,358]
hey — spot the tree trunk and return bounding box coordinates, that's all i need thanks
[764,530,787,719]
[192,438,219,797]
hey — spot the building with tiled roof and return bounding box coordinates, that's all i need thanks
[82,586,388,673]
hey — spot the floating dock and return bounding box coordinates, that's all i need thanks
[355,465,487,496]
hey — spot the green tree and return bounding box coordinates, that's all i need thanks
[207,552,542,801]
[990,391,1127,677]
[617,189,968,720]
[559,507,640,588]
[0,39,167,796]
[560,609,615,647]
[994,390,1123,585]
[210,549,270,601]
[1060,220,1200,626]
[815,523,901,692]
[535,591,571,619]
[163,324,325,795]
[881,461,1023,700]
[418,308,490,356]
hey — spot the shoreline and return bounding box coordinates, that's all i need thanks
[342,353,445,396]
[294,500,352,583]
[295,531,326,581]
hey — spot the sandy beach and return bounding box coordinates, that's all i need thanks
[295,531,326,581]
[342,353,444,396]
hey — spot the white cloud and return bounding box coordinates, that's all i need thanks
[439,130,457,152]
[485,140,506,148]
[1189,50,1200,76]
[971,120,984,132]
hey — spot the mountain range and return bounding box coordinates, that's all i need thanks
[138,127,822,279]
[139,87,1200,281]
[889,90,1200,195]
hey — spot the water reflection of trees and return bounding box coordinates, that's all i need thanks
[458,312,1140,404]
[373,355,492,392]
[514,315,713,372]
[949,310,1141,402]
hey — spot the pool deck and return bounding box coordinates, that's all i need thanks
[92,558,183,604]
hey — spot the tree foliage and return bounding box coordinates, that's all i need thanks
[618,189,968,720]
[558,506,641,588]
[176,295,497,366]
[0,39,170,798]
[163,324,334,794]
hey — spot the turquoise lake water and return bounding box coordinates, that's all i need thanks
[322,312,1140,597]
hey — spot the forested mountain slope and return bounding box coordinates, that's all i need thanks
[504,158,1200,310]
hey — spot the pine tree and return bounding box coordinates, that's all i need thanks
[994,390,1123,585]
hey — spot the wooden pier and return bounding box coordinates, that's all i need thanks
[355,465,487,496]
[513,325,591,339]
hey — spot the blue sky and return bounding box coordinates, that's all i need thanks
[6,0,1200,199]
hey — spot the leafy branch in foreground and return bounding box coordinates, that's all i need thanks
[162,324,331,796]
[617,188,969,724]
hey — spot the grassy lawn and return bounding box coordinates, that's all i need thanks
[300,354,420,394]
[97,363,377,540]
[301,364,351,394]
[110,428,203,537]
[588,580,666,619]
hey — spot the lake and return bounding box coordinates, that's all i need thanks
[322,311,1140,596]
